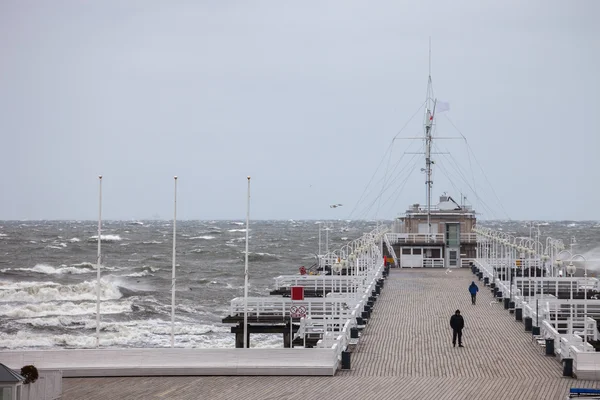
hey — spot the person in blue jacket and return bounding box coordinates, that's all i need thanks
[469,281,479,305]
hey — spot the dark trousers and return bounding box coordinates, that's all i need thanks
[471,293,476,304]
[452,329,463,345]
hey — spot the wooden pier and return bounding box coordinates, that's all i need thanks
[61,269,599,399]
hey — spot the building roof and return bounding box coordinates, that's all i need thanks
[0,363,24,383]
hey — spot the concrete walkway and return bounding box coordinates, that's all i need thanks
[62,269,599,399]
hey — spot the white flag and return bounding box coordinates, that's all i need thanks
[436,101,450,113]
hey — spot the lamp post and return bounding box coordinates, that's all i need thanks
[556,250,574,335]
[571,254,588,347]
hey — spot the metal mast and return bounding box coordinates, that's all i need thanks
[424,40,436,241]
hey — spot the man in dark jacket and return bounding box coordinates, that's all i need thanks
[469,281,479,305]
[450,309,464,347]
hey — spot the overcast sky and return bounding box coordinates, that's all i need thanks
[0,1,598,221]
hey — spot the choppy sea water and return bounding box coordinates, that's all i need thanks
[0,220,599,350]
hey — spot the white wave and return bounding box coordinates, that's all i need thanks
[142,240,162,244]
[230,222,244,226]
[0,279,122,303]
[45,245,64,250]
[71,262,94,268]
[190,248,202,253]
[0,319,283,349]
[0,281,60,290]
[228,229,247,233]
[123,271,151,278]
[0,319,243,349]
[89,234,123,242]
[68,238,81,243]
[1,263,95,275]
[2,300,133,318]
[189,236,215,240]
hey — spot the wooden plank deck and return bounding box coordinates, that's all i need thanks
[62,269,600,399]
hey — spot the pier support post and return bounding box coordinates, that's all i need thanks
[503,298,510,309]
[283,331,291,348]
[235,327,250,348]
[341,351,351,370]
[515,308,523,321]
[563,358,573,377]
[546,339,555,356]
[524,317,532,331]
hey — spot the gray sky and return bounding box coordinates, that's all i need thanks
[1,1,598,221]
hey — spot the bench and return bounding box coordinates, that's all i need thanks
[569,388,600,398]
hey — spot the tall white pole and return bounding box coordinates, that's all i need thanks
[244,176,251,348]
[96,175,102,348]
[171,176,177,347]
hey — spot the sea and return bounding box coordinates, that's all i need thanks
[1,219,599,350]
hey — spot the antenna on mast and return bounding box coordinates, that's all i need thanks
[429,37,432,78]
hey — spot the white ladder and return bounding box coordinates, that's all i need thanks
[383,233,399,267]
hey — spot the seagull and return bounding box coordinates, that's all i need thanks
[330,204,343,208]
[445,269,452,274]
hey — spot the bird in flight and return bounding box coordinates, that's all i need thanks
[330,204,343,208]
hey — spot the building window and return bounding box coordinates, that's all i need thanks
[413,248,422,255]
[402,248,411,255]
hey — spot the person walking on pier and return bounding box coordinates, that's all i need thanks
[469,281,479,305]
[450,310,464,347]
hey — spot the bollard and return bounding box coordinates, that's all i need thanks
[375,285,381,295]
[350,327,359,339]
[361,311,370,321]
[503,298,510,309]
[496,291,503,298]
[483,277,489,286]
[356,317,364,326]
[532,326,540,336]
[341,351,351,369]
[493,287,498,297]
[524,317,532,331]
[515,308,523,321]
[509,301,515,309]
[545,339,555,356]
[563,358,573,377]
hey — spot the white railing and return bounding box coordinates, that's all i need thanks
[387,233,444,244]
[460,233,477,242]
[274,275,367,291]
[423,258,444,268]
[229,297,355,319]
[461,258,476,268]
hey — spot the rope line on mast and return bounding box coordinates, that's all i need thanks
[443,114,511,220]
[347,100,427,220]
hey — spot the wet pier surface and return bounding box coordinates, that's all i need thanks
[63,269,599,399]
